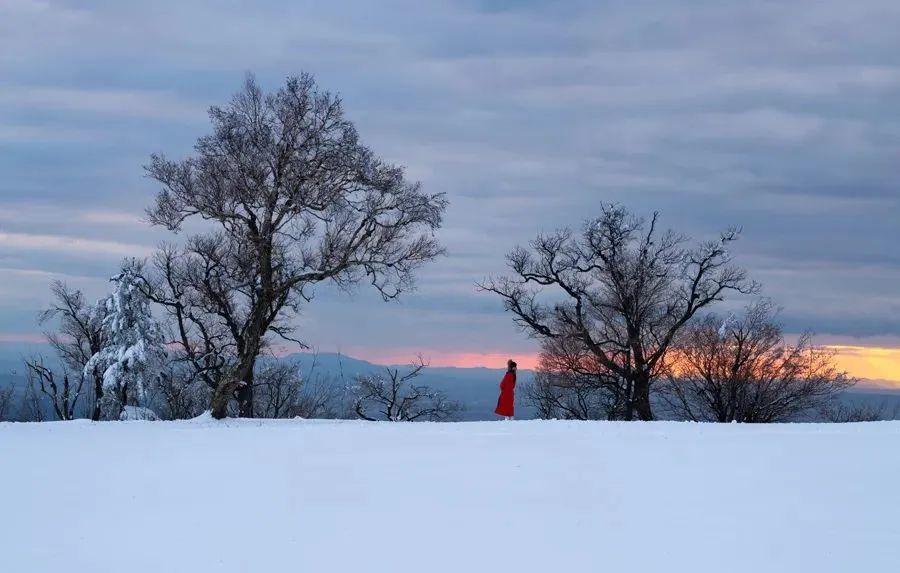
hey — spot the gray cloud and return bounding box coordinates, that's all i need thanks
[1,0,898,358]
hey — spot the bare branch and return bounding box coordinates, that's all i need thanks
[351,359,462,422]
[481,203,755,420]
[141,74,448,418]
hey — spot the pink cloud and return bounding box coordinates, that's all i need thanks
[0,332,47,344]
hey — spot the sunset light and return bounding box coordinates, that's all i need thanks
[827,345,900,386]
[2,2,898,571]
[363,345,900,387]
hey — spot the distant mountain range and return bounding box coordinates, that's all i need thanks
[278,351,536,421]
[2,347,897,422]
[0,348,535,421]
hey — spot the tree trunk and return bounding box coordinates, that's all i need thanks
[632,373,654,421]
[237,366,254,418]
[210,380,236,419]
[91,375,103,422]
[623,377,635,421]
[209,358,256,419]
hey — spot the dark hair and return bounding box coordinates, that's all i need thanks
[507,359,517,370]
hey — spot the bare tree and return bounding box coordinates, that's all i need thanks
[22,358,84,421]
[0,383,15,421]
[290,374,344,419]
[479,204,756,420]
[660,300,855,422]
[38,281,107,420]
[352,360,462,422]
[143,74,448,419]
[526,336,627,420]
[136,246,239,410]
[150,365,211,420]
[19,376,45,422]
[253,360,343,419]
[820,400,900,423]
[526,372,610,420]
[253,362,303,418]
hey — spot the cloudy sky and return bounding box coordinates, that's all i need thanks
[1,0,899,380]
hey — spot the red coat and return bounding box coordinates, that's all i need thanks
[494,371,516,417]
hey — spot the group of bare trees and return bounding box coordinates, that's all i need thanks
[482,205,864,423]
[8,274,458,423]
[4,72,881,424]
[658,301,854,422]
[22,358,84,421]
[11,270,458,422]
[480,205,758,421]
[4,73,450,422]
[9,281,108,422]
[9,289,460,422]
[251,362,349,419]
[34,281,107,420]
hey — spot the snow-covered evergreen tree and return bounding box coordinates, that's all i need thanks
[84,262,166,417]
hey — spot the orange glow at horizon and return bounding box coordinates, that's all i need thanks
[364,351,541,371]
[826,345,900,386]
[365,345,900,387]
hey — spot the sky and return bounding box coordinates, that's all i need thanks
[1,0,899,382]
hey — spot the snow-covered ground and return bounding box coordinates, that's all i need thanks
[1,418,897,572]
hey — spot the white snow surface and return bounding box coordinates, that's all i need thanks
[1,418,897,572]
[118,405,159,421]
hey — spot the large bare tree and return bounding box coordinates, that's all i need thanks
[660,300,855,422]
[480,204,756,420]
[143,74,447,418]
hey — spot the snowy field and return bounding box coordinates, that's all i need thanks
[1,418,897,573]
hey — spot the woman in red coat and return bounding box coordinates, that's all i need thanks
[494,359,517,419]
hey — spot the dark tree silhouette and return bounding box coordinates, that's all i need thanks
[480,204,756,420]
[661,300,855,422]
[820,400,900,423]
[526,336,627,420]
[143,74,448,418]
[352,360,462,422]
[0,381,16,421]
[36,281,107,420]
[23,358,83,421]
[252,361,342,419]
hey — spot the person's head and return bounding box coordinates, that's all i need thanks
[507,359,517,372]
